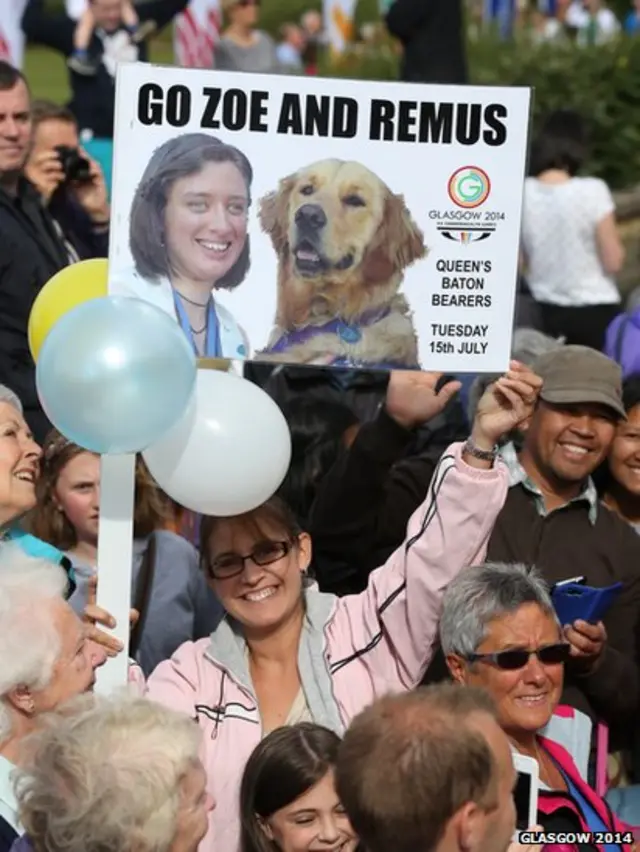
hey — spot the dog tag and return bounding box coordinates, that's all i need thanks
[336,322,361,344]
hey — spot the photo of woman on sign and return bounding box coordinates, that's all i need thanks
[112,133,252,358]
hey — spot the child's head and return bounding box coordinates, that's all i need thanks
[89,0,127,32]
[240,723,358,852]
[32,430,170,550]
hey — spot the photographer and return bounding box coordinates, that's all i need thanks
[25,100,109,259]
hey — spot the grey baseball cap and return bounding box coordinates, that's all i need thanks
[533,345,625,420]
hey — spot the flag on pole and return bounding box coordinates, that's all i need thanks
[324,0,357,56]
[483,0,516,38]
[0,0,29,68]
[174,0,220,68]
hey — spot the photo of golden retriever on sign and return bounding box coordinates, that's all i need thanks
[256,159,427,368]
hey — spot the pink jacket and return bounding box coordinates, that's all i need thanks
[139,442,509,852]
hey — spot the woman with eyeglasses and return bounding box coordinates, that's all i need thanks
[215,0,281,74]
[440,562,637,851]
[139,364,543,852]
[0,550,107,852]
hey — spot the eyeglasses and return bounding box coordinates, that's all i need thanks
[208,540,292,580]
[61,556,77,601]
[465,643,571,671]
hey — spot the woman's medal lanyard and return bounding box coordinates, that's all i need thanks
[173,289,222,358]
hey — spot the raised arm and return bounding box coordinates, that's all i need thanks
[327,362,542,689]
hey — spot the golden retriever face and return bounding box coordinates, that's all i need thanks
[259,159,426,291]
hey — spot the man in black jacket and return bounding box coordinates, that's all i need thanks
[22,0,189,141]
[385,0,468,84]
[0,62,105,443]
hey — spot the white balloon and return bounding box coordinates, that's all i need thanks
[143,370,291,516]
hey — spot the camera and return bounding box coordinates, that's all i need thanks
[55,145,92,183]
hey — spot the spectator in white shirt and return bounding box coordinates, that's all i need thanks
[567,0,620,44]
[275,23,305,72]
[521,110,625,351]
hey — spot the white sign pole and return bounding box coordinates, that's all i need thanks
[94,453,136,694]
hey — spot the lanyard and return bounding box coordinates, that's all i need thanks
[172,291,222,358]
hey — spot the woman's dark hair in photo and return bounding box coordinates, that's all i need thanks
[240,723,342,852]
[276,397,359,527]
[528,110,589,178]
[129,133,253,290]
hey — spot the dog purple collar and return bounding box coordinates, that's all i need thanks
[263,304,393,356]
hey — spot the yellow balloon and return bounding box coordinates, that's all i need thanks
[28,258,109,362]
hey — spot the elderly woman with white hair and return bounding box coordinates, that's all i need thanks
[440,563,637,849]
[0,548,107,852]
[0,385,44,543]
[9,694,213,852]
[0,384,81,593]
[0,385,126,656]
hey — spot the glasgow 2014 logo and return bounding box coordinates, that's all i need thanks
[447,166,491,209]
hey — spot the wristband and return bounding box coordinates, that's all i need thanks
[463,436,497,462]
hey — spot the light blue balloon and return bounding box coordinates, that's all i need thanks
[36,296,197,454]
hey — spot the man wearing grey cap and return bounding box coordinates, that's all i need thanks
[486,344,640,739]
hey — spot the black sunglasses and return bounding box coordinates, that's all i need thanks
[208,540,292,580]
[465,643,571,671]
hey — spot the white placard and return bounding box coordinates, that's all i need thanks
[108,64,531,374]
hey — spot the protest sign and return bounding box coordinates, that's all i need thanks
[108,64,531,373]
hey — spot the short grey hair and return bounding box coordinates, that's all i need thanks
[439,562,559,658]
[0,545,70,740]
[0,385,22,414]
[15,693,203,852]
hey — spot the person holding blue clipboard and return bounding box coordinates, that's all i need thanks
[114,133,251,358]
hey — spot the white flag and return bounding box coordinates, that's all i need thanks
[323,0,357,55]
[0,0,29,68]
[174,0,220,68]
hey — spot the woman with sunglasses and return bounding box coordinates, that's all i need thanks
[216,0,281,74]
[139,364,542,852]
[441,562,637,851]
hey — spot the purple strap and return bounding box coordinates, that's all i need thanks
[264,305,393,356]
